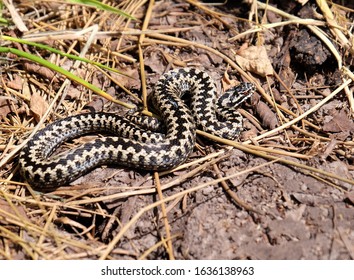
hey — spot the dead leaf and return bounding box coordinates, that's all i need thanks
[236,45,274,77]
[30,91,49,122]
[6,75,23,90]
[221,71,243,90]
[143,48,166,75]
[345,191,354,205]
[0,96,15,118]
[66,86,82,100]
[24,62,59,83]
[279,66,295,90]
[323,110,354,133]
[0,198,30,225]
[320,139,338,159]
[112,67,140,90]
[254,99,278,129]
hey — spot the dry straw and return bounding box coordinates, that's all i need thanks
[0,0,353,259]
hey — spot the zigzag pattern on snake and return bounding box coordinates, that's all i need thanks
[19,68,255,188]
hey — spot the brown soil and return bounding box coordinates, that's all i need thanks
[0,0,353,260]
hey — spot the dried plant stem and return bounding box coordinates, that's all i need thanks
[138,0,155,110]
[212,163,262,214]
[99,160,275,259]
[198,130,354,187]
[154,172,175,260]
[244,78,352,143]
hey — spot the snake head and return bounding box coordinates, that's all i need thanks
[217,82,255,109]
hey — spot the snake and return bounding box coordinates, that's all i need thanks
[19,68,255,188]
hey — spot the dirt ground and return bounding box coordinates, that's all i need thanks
[0,0,353,260]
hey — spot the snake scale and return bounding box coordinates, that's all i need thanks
[19,68,255,188]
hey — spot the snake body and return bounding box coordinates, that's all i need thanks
[19,68,255,188]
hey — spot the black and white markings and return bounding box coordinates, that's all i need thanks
[19,68,254,188]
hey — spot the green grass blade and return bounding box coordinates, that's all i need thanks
[0,17,9,25]
[0,46,134,109]
[1,35,127,77]
[66,0,136,20]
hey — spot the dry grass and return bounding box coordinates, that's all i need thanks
[0,0,353,259]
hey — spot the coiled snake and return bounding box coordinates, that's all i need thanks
[19,68,255,188]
